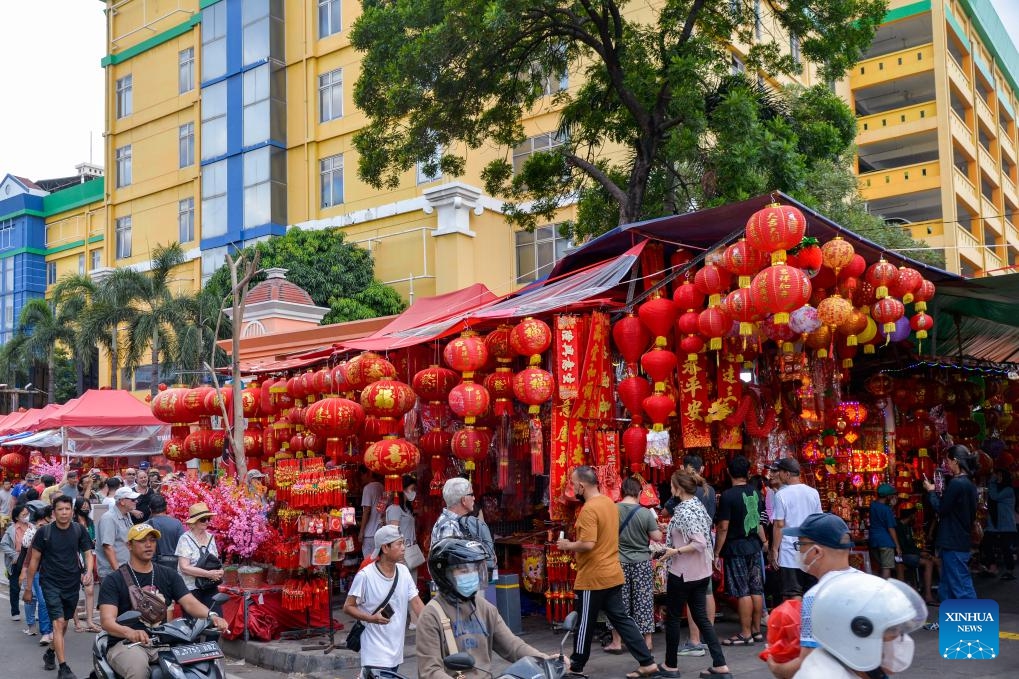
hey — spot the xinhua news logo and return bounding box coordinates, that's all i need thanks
[939,599,999,660]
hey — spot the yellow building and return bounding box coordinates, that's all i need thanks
[842,0,1019,276]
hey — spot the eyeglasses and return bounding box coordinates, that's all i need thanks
[197,517,210,523]
[793,540,817,550]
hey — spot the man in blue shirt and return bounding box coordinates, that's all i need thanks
[868,483,901,578]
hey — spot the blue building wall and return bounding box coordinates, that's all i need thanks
[0,192,48,343]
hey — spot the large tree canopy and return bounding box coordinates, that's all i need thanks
[203,228,406,325]
[352,0,925,251]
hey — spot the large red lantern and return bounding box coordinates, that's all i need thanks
[817,294,853,329]
[872,297,905,336]
[448,382,491,425]
[672,281,705,311]
[258,378,277,416]
[485,326,514,363]
[510,317,552,364]
[305,397,366,458]
[151,387,196,424]
[450,427,492,472]
[512,367,554,414]
[412,365,459,403]
[749,264,812,324]
[745,203,807,264]
[720,287,758,336]
[723,239,768,288]
[910,312,933,340]
[913,279,935,312]
[484,369,515,416]
[241,384,261,419]
[0,452,27,473]
[310,367,333,398]
[618,376,651,419]
[622,424,647,473]
[346,352,397,391]
[697,306,730,350]
[243,425,263,458]
[363,437,421,492]
[420,429,452,457]
[361,380,417,421]
[642,393,675,431]
[637,296,677,347]
[161,438,191,466]
[694,264,732,307]
[865,259,899,300]
[891,267,923,304]
[202,387,232,419]
[613,314,651,368]
[640,348,677,392]
[443,332,489,378]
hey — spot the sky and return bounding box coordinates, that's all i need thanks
[0,1,1017,182]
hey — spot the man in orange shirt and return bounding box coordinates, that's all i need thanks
[557,466,663,678]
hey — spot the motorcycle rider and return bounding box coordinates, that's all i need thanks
[97,523,228,679]
[417,538,547,679]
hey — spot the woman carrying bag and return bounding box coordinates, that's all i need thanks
[175,502,224,607]
[1,504,30,620]
[386,475,423,629]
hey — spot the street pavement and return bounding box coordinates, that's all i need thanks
[0,574,1016,678]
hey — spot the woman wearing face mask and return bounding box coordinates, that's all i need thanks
[386,475,421,629]
[1,505,31,620]
[20,502,53,641]
[798,570,926,678]
[72,497,101,632]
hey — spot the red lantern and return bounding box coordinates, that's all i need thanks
[184,430,212,461]
[361,380,417,421]
[484,370,515,415]
[202,387,232,419]
[303,432,325,455]
[0,452,27,473]
[512,367,554,414]
[346,352,397,391]
[872,297,905,336]
[677,311,700,336]
[450,427,492,472]
[789,241,822,277]
[485,325,514,363]
[745,203,807,264]
[723,239,768,288]
[891,267,923,304]
[612,314,651,369]
[821,237,855,274]
[637,296,677,347]
[448,382,491,424]
[679,334,704,359]
[697,306,730,350]
[420,429,452,457]
[617,376,651,419]
[161,438,190,465]
[305,397,366,458]
[363,437,421,492]
[241,384,261,419]
[672,281,705,311]
[817,294,853,329]
[640,348,677,391]
[910,312,933,339]
[749,264,812,324]
[837,310,869,345]
[721,287,758,336]
[258,378,277,416]
[331,362,351,395]
[311,368,334,398]
[510,317,552,363]
[694,264,732,307]
[642,393,675,431]
[151,387,196,423]
[412,365,459,403]
[838,401,869,427]
[913,279,935,312]
[865,259,899,299]
[622,424,647,473]
[443,332,489,377]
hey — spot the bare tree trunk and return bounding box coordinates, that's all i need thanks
[110,328,119,390]
[47,356,55,404]
[151,330,160,398]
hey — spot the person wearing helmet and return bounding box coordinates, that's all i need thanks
[797,571,926,678]
[417,538,545,679]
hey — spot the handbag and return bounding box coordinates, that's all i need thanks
[190,535,223,591]
[345,564,399,652]
[652,557,669,596]
[119,565,169,627]
[403,543,426,570]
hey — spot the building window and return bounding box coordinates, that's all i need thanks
[116,75,132,118]
[202,1,227,81]
[90,248,102,271]
[3,258,12,292]
[513,132,566,173]
[515,225,572,283]
[3,296,12,331]
[115,145,132,188]
[319,68,343,122]
[417,144,443,184]
[754,0,762,41]
[201,81,227,160]
[115,216,132,259]
[243,147,286,229]
[242,65,270,146]
[201,160,228,238]
[179,47,194,93]
[320,154,343,208]
[790,33,801,68]
[242,0,270,64]
[319,0,341,38]
[732,54,746,74]
[179,197,195,243]
[0,220,13,250]
[78,253,85,275]
[179,122,195,168]
[46,261,57,286]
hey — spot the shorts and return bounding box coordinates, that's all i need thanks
[870,547,895,571]
[779,566,817,599]
[43,584,80,622]
[902,554,921,568]
[723,553,764,598]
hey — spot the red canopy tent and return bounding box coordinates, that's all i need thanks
[36,390,162,429]
[2,404,64,434]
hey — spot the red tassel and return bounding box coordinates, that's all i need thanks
[529,417,544,475]
[385,474,402,494]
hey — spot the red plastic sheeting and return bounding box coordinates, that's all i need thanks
[218,588,335,641]
[0,404,64,435]
[35,389,162,429]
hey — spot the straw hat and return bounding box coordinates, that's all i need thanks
[186,502,216,524]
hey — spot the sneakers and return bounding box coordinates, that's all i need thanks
[11,614,20,621]
[922,622,939,631]
[56,665,77,679]
[23,627,37,636]
[40,633,53,645]
[678,642,706,657]
[43,649,55,671]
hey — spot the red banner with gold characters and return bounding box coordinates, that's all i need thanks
[678,355,712,448]
[571,312,614,421]
[555,315,581,401]
[715,354,743,450]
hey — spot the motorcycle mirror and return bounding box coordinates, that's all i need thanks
[212,593,230,604]
[443,653,477,672]
[116,611,142,625]
[561,611,579,632]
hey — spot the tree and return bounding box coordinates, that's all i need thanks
[203,228,406,324]
[75,269,143,390]
[351,0,893,239]
[172,289,231,379]
[51,274,102,395]
[15,298,75,403]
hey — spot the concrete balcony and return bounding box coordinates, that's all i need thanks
[851,43,934,90]
[1002,134,1017,164]
[947,57,972,100]
[976,96,996,131]
[1004,175,1018,206]
[978,147,1000,184]
[1005,220,1019,247]
[859,160,940,201]
[984,248,1004,273]
[950,111,976,157]
[982,196,1003,235]
[857,102,937,145]
[956,226,984,267]
[954,167,980,211]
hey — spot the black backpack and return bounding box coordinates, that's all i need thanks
[457,515,496,571]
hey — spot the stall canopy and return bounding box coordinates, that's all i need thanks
[925,273,1019,363]
[36,390,162,429]
[1,404,64,435]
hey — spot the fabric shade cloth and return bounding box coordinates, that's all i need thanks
[0,429,61,448]
[35,389,163,429]
[0,403,64,435]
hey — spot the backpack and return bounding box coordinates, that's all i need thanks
[457,515,496,571]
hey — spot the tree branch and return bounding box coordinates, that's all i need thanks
[564,152,628,207]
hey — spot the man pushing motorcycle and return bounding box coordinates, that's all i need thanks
[97,523,228,679]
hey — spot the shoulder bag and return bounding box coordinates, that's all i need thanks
[345,564,399,653]
[190,534,223,591]
[119,565,169,626]
[427,598,459,656]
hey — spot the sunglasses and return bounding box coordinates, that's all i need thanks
[197,517,210,523]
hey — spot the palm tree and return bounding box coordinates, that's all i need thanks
[76,268,145,390]
[51,274,101,395]
[15,299,75,403]
[171,288,231,379]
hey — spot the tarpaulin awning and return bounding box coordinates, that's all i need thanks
[239,345,338,374]
[1,429,61,448]
[926,273,1019,363]
[0,408,44,436]
[2,403,63,434]
[36,390,162,429]
[0,410,28,432]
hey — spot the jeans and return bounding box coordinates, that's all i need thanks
[664,573,726,669]
[24,573,53,634]
[938,549,976,600]
[571,585,655,671]
[8,573,19,616]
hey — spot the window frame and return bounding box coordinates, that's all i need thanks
[515,224,573,284]
[116,75,133,118]
[179,122,195,168]
[318,68,343,122]
[178,197,195,243]
[318,0,341,39]
[115,145,132,188]
[115,215,132,260]
[320,153,344,208]
[46,261,57,286]
[90,248,102,271]
[179,47,195,94]
[512,132,566,174]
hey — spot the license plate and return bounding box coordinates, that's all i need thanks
[171,641,224,665]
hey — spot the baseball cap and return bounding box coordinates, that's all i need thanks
[246,469,266,480]
[783,513,852,549]
[372,524,404,557]
[114,487,141,501]
[767,457,801,474]
[877,483,896,497]
[127,523,162,542]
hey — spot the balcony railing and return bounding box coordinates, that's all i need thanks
[859,160,940,201]
[976,96,996,129]
[982,196,1003,234]
[978,148,1000,183]
[984,249,1003,272]
[851,43,934,90]
[1004,176,1018,204]
[947,56,971,97]
[1001,134,1016,163]
[1005,220,1019,246]
[954,167,979,209]
[957,226,980,250]
[858,101,937,137]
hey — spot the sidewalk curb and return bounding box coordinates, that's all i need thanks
[221,633,418,674]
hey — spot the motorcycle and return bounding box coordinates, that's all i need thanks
[443,611,582,679]
[91,594,230,679]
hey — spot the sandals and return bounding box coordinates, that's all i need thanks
[603,647,625,655]
[87,623,102,633]
[625,665,666,679]
[73,621,86,633]
[751,632,764,643]
[721,633,755,646]
[699,670,733,679]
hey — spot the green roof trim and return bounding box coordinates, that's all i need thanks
[974,52,994,86]
[0,246,47,260]
[45,234,104,257]
[881,0,931,24]
[944,4,970,50]
[101,14,201,67]
[959,0,1019,102]
[199,0,221,8]
[41,178,104,216]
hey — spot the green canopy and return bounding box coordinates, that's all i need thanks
[927,273,1019,363]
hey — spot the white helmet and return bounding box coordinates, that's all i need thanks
[809,571,927,671]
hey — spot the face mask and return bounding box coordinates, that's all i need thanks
[796,546,821,574]
[574,485,586,503]
[18,515,29,524]
[881,634,915,673]
[404,490,417,502]
[454,572,480,597]
[76,508,90,517]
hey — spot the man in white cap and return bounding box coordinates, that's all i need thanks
[95,487,140,578]
[343,525,424,676]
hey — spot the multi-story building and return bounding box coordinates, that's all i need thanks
[842,0,1019,276]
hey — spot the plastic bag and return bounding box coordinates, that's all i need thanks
[758,599,802,664]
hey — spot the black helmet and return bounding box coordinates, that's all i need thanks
[428,538,489,602]
[26,500,51,523]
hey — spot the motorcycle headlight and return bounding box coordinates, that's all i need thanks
[164,661,187,679]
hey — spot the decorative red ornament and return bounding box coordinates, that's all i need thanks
[865,259,899,299]
[910,312,933,339]
[821,237,855,273]
[622,424,647,473]
[241,384,261,419]
[817,294,853,329]
[346,352,397,392]
[305,397,366,458]
[790,242,822,277]
[443,332,489,378]
[612,314,651,368]
[412,365,459,403]
[363,437,421,492]
[640,348,677,391]
[838,401,868,427]
[672,281,705,311]
[450,427,492,472]
[872,297,905,337]
[637,296,678,347]
[448,382,491,424]
[484,370,515,416]
[891,267,923,304]
[697,306,730,350]
[202,387,232,419]
[360,380,417,421]
[484,325,514,363]
[0,451,27,473]
[913,279,935,312]
[151,387,196,424]
[839,254,867,281]
[419,429,452,457]
[745,203,807,264]
[693,264,732,307]
[642,393,675,431]
[510,317,553,363]
[721,287,759,336]
[258,378,277,416]
[749,264,812,324]
[243,425,263,458]
[617,376,651,418]
[161,438,190,465]
[723,239,768,288]
[512,367,554,414]
[678,334,704,360]
[331,362,351,395]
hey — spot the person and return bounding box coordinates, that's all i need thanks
[359,468,386,559]
[23,495,95,679]
[97,477,123,518]
[147,495,185,570]
[0,479,14,531]
[73,496,102,632]
[59,470,80,500]
[893,506,936,605]
[122,468,138,488]
[676,453,718,656]
[1,503,31,620]
[798,571,926,679]
[342,525,424,676]
[603,475,662,654]
[39,474,60,505]
[175,502,224,607]
[96,487,140,579]
[867,484,901,579]
[922,444,978,600]
[660,470,731,678]
[20,502,54,643]
[245,469,269,506]
[130,470,154,523]
[764,513,855,679]
[985,467,1017,581]
[714,455,767,647]
[768,457,822,600]
[431,477,476,546]
[417,538,546,679]
[386,475,421,627]
[77,472,103,508]
[11,475,33,500]
[556,465,660,678]
[98,523,229,679]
